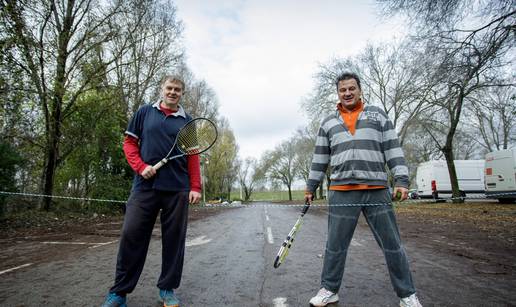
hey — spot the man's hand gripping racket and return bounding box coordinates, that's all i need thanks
[153,117,218,170]
[273,199,311,268]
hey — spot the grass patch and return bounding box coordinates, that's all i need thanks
[230,190,307,201]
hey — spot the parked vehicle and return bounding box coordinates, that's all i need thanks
[485,149,516,203]
[408,189,419,199]
[416,160,485,199]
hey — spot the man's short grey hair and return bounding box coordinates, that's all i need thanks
[160,75,185,90]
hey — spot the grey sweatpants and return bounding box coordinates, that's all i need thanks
[321,189,416,298]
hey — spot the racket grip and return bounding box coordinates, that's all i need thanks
[153,159,167,170]
[394,190,402,201]
[273,256,281,268]
[301,200,310,214]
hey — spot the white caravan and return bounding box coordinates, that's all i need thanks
[416,160,485,199]
[485,149,516,203]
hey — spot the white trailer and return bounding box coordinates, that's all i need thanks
[416,160,485,199]
[485,149,516,203]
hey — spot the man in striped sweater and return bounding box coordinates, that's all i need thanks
[305,72,422,307]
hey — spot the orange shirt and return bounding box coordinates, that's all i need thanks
[330,101,384,191]
[337,100,363,135]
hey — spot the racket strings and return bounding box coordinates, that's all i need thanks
[177,120,217,155]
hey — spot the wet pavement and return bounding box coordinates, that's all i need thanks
[0,202,515,306]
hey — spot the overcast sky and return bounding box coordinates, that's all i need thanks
[174,0,406,160]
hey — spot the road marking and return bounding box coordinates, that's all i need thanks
[0,263,33,276]
[41,237,212,248]
[41,241,118,248]
[267,227,274,244]
[42,241,95,245]
[350,239,362,247]
[265,215,270,221]
[273,297,288,307]
[186,235,212,247]
[90,240,118,249]
[95,222,123,226]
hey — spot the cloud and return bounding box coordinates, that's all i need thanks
[175,0,405,159]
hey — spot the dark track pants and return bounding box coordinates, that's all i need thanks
[110,190,189,294]
[321,189,416,298]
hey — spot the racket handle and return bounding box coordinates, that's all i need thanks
[153,159,167,170]
[394,190,402,201]
[301,200,311,214]
[273,256,281,268]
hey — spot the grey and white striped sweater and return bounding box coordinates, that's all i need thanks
[306,105,409,193]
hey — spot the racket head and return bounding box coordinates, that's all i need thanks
[274,243,291,268]
[176,117,218,156]
[273,201,311,269]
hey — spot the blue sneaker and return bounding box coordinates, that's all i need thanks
[101,292,127,307]
[159,289,180,307]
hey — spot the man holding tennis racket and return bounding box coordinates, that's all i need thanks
[101,76,201,307]
[305,72,422,307]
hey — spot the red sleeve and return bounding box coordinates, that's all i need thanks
[187,154,202,193]
[123,135,148,175]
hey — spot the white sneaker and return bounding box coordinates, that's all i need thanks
[400,293,422,307]
[309,288,339,306]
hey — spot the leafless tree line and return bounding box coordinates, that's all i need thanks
[238,0,515,201]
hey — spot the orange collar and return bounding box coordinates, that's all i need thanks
[337,100,363,113]
[337,100,363,136]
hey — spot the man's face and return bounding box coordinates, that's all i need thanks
[161,80,183,108]
[337,78,362,110]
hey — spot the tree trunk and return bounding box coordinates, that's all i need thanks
[443,93,465,204]
[42,134,59,211]
[443,146,462,203]
[244,187,251,201]
[41,6,72,211]
[42,95,64,210]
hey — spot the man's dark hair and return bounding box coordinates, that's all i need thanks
[335,72,361,90]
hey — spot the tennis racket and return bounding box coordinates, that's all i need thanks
[153,117,218,170]
[273,200,311,268]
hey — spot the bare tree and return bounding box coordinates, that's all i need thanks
[358,42,435,145]
[292,122,331,199]
[467,85,516,152]
[377,0,515,36]
[178,65,220,121]
[110,0,184,115]
[302,58,358,118]
[292,123,318,182]
[236,157,267,201]
[303,40,434,145]
[263,140,298,201]
[377,0,515,202]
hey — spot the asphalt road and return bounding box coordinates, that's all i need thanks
[0,202,515,306]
